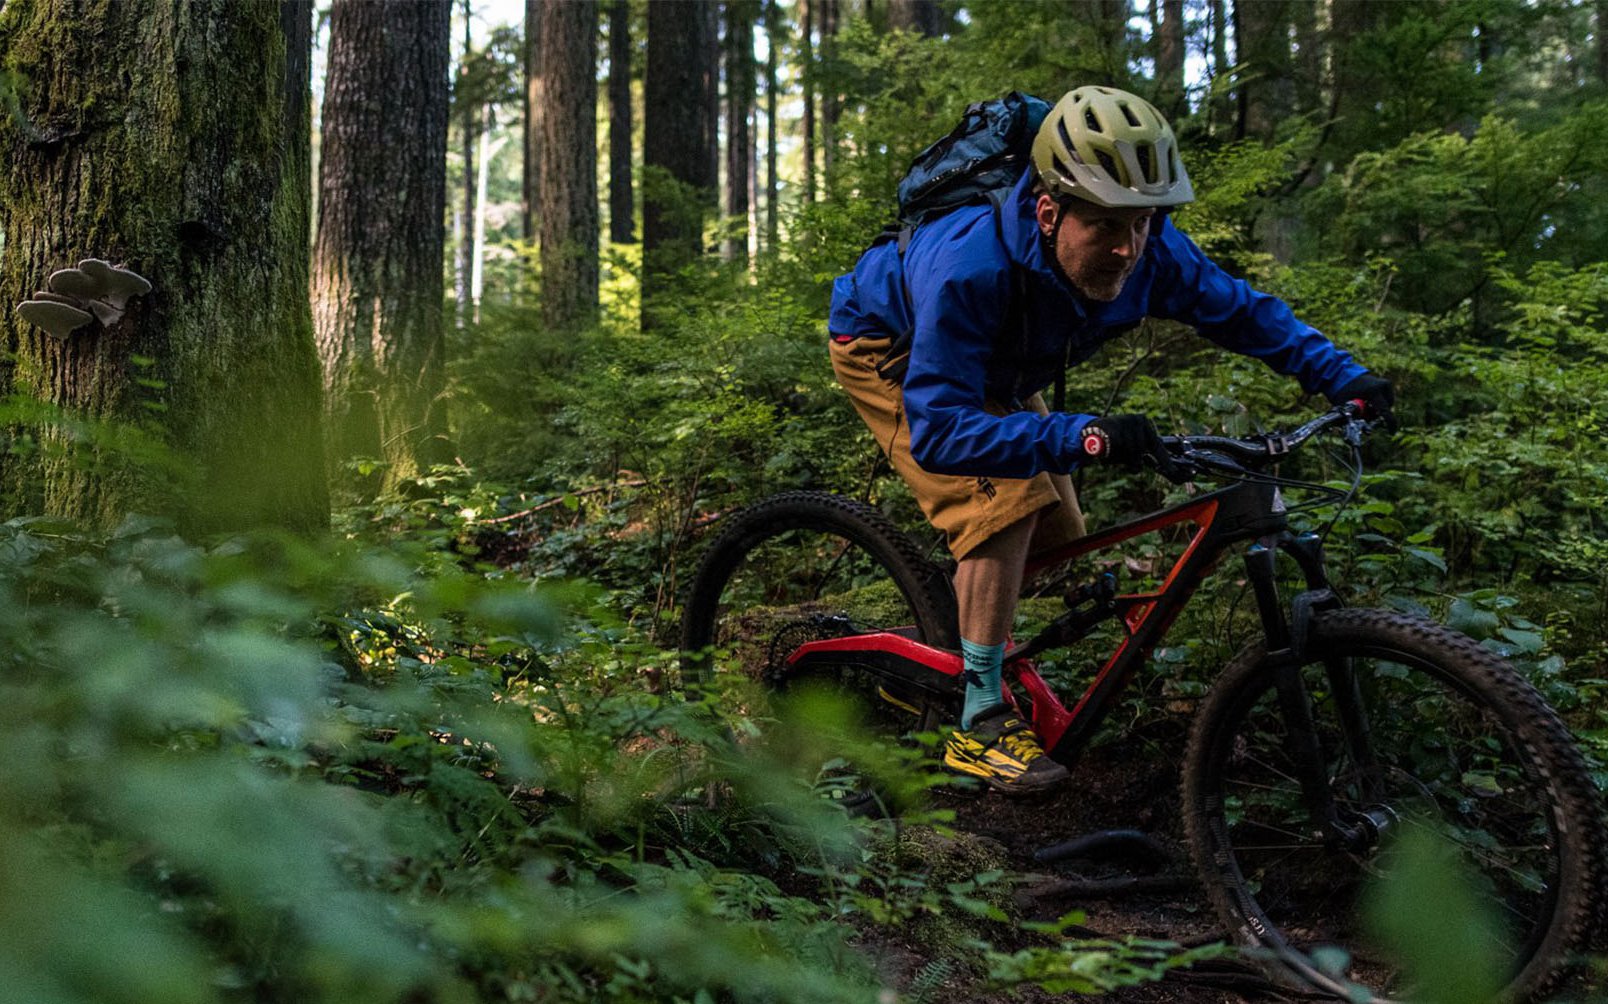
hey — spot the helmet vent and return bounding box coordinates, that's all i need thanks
[1095,149,1121,181]
[1083,108,1104,133]
[1118,102,1142,128]
[1057,119,1077,152]
[1167,146,1179,181]
[1136,144,1155,183]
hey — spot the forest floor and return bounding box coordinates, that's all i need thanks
[857,714,1296,1003]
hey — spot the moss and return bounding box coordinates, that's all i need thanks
[871,824,1015,976]
[0,1,327,532]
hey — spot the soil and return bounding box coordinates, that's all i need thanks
[859,715,1299,1003]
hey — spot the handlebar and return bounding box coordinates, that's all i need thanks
[1157,402,1374,482]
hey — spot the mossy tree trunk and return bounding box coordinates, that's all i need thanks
[0,0,328,533]
[312,0,451,495]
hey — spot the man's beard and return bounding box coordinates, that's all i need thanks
[1071,262,1133,302]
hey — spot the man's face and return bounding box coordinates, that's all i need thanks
[1034,195,1156,302]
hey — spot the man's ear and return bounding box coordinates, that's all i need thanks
[1034,194,1059,238]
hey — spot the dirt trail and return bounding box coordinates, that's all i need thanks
[910,719,1291,1002]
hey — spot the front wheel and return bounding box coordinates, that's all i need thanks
[1183,608,1602,1002]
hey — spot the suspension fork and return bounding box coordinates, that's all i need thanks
[1282,533,1382,808]
[1244,534,1375,849]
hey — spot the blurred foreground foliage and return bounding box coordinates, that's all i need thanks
[0,506,1225,1002]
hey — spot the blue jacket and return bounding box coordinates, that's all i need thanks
[828,169,1366,478]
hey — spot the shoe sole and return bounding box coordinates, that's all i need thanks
[943,756,1071,796]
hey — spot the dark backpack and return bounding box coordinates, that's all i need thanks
[896,90,1051,227]
[875,92,1052,404]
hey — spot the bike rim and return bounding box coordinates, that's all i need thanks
[1196,643,1566,998]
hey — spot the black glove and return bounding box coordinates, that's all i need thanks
[1330,373,1397,430]
[1080,414,1186,481]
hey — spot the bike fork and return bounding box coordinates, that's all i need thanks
[1244,535,1381,852]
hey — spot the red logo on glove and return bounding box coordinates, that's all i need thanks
[1082,430,1106,458]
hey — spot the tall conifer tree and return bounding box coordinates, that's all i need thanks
[314,0,452,494]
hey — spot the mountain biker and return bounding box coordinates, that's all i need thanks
[826,85,1395,793]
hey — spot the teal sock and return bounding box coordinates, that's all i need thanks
[960,638,1006,729]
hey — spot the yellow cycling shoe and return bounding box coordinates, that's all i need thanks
[943,704,1070,794]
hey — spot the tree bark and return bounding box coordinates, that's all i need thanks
[723,0,756,264]
[313,0,451,495]
[820,0,840,194]
[523,0,542,242]
[608,0,634,244]
[0,0,328,531]
[1291,0,1322,118]
[456,0,476,326]
[642,0,718,326]
[801,0,816,205]
[764,0,780,251]
[887,0,940,36]
[1234,0,1295,141]
[1155,0,1185,116]
[1087,0,1131,81]
[538,0,599,332]
[1209,0,1231,135]
[1599,0,1608,86]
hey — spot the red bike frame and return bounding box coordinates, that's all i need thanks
[783,476,1306,766]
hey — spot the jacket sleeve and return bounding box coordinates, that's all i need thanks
[1148,220,1366,398]
[901,217,1088,479]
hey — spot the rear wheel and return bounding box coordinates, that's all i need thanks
[1183,609,1601,1002]
[680,492,960,806]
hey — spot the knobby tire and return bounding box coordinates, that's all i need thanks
[680,490,958,672]
[1182,608,1602,1003]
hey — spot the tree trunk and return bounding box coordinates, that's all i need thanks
[1088,0,1131,81]
[1291,0,1322,118]
[642,0,718,326]
[764,0,779,251]
[1235,0,1295,141]
[538,0,600,332]
[706,2,721,205]
[523,0,542,242]
[0,0,328,531]
[723,0,756,265]
[820,0,840,194]
[801,0,816,205]
[886,0,940,36]
[1327,0,1385,155]
[1209,0,1231,135]
[1599,0,1608,86]
[1156,0,1185,116]
[608,0,634,244]
[313,0,451,495]
[456,0,476,327]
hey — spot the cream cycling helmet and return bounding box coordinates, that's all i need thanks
[1031,86,1194,209]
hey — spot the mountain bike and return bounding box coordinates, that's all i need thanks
[679,403,1604,1002]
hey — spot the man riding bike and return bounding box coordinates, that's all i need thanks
[827,85,1394,793]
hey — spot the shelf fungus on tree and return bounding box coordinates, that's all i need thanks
[16,258,153,339]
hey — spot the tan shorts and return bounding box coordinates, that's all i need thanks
[829,334,1085,560]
